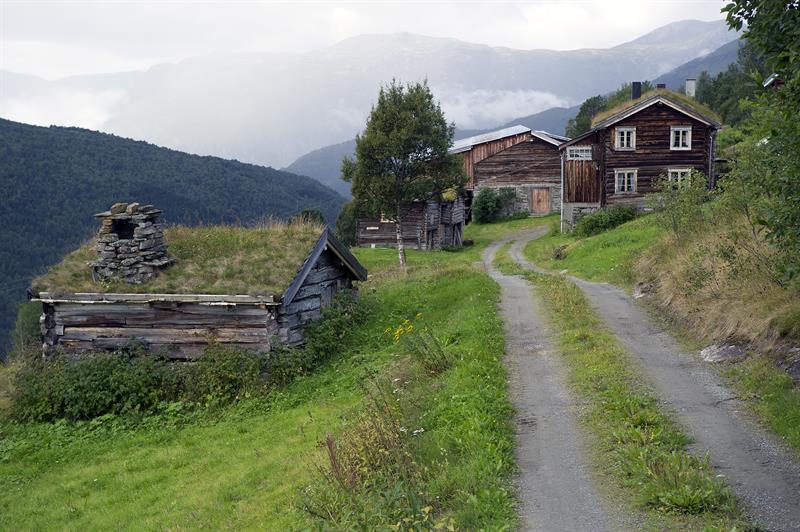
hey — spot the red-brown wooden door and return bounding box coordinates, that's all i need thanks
[530,188,550,215]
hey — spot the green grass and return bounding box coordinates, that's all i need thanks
[524,215,664,287]
[493,244,746,529]
[0,216,541,530]
[33,220,324,296]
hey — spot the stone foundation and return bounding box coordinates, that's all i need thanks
[91,202,174,284]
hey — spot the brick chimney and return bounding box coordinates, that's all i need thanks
[91,202,174,284]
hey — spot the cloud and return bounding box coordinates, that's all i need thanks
[1,88,126,130]
[436,88,571,129]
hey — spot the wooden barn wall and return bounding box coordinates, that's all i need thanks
[357,198,465,250]
[42,300,280,359]
[462,132,531,188]
[277,249,355,345]
[473,138,561,187]
[601,104,713,203]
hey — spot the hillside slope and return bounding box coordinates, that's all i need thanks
[0,118,345,353]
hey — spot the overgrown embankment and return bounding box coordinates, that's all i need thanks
[493,243,747,530]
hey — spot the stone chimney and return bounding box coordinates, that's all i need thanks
[91,202,174,284]
[685,78,697,98]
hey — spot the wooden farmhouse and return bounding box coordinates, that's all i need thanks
[33,204,367,359]
[559,88,721,229]
[356,194,467,250]
[450,125,569,216]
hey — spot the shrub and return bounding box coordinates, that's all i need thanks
[574,206,638,236]
[6,301,41,362]
[11,342,182,422]
[183,345,266,403]
[400,327,451,374]
[648,171,711,236]
[472,188,501,223]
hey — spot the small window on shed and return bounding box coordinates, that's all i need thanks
[379,213,394,223]
[567,146,592,160]
[670,126,692,150]
[615,127,636,150]
[614,169,637,193]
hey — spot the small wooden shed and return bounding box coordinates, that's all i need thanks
[356,195,466,250]
[34,225,367,359]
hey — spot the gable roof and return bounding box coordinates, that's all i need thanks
[532,130,570,146]
[449,125,531,154]
[282,226,368,305]
[561,92,721,149]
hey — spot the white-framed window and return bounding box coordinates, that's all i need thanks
[379,213,394,223]
[566,145,592,160]
[615,127,636,150]
[670,126,692,150]
[615,168,638,193]
[667,168,691,183]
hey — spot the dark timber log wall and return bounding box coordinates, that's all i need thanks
[277,248,354,345]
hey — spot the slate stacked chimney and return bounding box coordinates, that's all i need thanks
[685,78,697,98]
[91,202,174,284]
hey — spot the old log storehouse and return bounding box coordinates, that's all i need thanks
[34,206,367,358]
[451,125,569,216]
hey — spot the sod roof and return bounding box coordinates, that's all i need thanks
[591,89,722,128]
[33,221,327,297]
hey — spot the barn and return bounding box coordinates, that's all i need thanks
[356,194,466,250]
[450,125,569,216]
[559,86,721,230]
[32,204,367,358]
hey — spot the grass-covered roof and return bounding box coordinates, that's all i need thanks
[33,221,325,297]
[591,89,722,128]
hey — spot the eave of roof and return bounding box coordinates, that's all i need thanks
[531,130,570,146]
[449,124,531,153]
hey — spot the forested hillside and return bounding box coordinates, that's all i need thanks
[0,118,346,354]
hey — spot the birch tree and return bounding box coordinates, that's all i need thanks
[342,80,464,267]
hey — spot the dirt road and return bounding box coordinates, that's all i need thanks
[509,234,800,531]
[483,235,614,532]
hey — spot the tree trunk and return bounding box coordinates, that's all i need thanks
[395,206,407,268]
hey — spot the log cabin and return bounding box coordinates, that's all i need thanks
[559,87,721,230]
[450,125,569,216]
[356,194,466,250]
[32,205,367,359]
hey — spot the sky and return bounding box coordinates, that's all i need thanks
[1,0,729,80]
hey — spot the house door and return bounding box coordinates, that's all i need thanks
[530,188,550,215]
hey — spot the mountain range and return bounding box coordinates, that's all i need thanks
[0,118,345,353]
[286,33,741,196]
[1,19,738,171]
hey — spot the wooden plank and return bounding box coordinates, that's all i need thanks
[36,292,278,304]
[61,326,271,344]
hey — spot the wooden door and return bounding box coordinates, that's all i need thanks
[530,188,550,215]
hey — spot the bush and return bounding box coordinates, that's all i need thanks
[183,345,265,403]
[574,206,638,236]
[11,342,182,422]
[472,188,501,223]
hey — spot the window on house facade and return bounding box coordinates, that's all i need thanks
[615,127,636,150]
[668,168,691,183]
[670,126,692,150]
[566,146,592,160]
[614,169,637,193]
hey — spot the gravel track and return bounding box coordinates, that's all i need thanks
[509,233,800,531]
[483,234,613,532]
